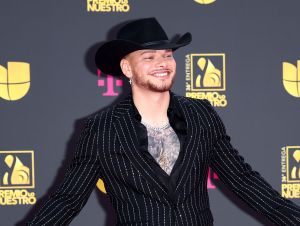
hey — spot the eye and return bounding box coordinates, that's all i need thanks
[143,55,154,60]
[164,53,173,58]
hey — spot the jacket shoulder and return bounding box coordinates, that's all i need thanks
[175,94,212,113]
[176,95,225,129]
[83,106,114,130]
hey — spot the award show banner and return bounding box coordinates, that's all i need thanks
[0,1,299,225]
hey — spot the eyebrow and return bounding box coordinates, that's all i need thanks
[140,50,156,55]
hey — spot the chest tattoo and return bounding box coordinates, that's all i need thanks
[144,124,180,175]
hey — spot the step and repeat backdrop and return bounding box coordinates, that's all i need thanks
[1,1,299,225]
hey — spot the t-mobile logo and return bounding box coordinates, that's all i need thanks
[97,69,123,96]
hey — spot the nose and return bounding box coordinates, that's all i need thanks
[155,56,168,68]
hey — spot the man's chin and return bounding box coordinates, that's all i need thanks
[134,79,174,92]
[148,84,173,92]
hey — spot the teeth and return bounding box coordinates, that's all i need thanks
[153,72,168,77]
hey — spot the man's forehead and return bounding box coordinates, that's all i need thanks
[139,49,172,54]
[130,49,173,56]
[123,49,173,60]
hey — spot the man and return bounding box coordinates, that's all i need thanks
[27,18,300,225]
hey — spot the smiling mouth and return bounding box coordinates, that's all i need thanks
[150,70,171,77]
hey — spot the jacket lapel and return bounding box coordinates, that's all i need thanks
[172,95,202,195]
[112,95,168,195]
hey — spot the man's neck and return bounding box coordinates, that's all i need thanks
[132,89,170,124]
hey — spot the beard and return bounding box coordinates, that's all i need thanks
[133,74,175,92]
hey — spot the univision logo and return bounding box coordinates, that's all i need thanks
[0,62,30,101]
[282,61,300,98]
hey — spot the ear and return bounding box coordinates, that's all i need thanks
[120,58,132,79]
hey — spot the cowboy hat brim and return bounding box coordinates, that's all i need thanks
[95,32,192,76]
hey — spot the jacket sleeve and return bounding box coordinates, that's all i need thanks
[27,114,102,225]
[204,100,300,225]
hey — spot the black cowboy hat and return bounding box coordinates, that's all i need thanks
[95,17,192,76]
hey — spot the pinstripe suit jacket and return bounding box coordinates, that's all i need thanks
[28,93,300,226]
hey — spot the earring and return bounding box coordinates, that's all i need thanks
[129,78,132,85]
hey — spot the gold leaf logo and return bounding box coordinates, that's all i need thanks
[196,57,222,88]
[291,150,300,179]
[3,155,30,185]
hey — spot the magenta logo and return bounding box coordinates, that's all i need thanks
[98,69,123,96]
[207,168,219,189]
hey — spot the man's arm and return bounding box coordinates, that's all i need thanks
[202,100,300,225]
[27,114,102,225]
